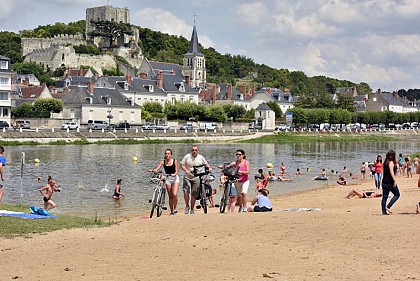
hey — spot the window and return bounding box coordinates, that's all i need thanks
[0,92,8,100]
[119,111,123,121]
[189,96,194,102]
[0,60,8,69]
[0,77,9,85]
[2,108,8,117]
[130,111,134,122]
[171,97,176,104]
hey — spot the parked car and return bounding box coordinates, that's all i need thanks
[402,123,411,129]
[61,122,79,130]
[155,124,170,130]
[180,123,193,131]
[0,121,9,129]
[199,123,218,131]
[248,123,262,130]
[13,120,31,130]
[275,125,287,131]
[141,123,155,130]
[87,120,109,130]
[114,122,130,130]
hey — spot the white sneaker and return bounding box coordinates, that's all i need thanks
[184,206,190,214]
[242,207,247,212]
[173,209,178,214]
[190,209,195,214]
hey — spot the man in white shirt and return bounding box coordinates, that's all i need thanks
[181,144,211,214]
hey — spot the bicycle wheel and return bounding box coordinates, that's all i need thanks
[149,188,159,218]
[201,184,208,214]
[219,182,230,213]
[157,188,166,217]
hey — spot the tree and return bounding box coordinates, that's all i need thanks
[32,98,63,114]
[222,104,246,121]
[288,107,308,126]
[336,94,357,112]
[266,101,283,119]
[88,20,133,47]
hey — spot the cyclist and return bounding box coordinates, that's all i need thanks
[149,149,180,215]
[180,144,212,214]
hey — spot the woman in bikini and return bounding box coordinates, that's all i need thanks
[345,189,382,199]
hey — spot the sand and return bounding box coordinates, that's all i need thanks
[1,175,419,281]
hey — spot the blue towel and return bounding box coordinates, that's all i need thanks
[29,205,54,217]
[0,212,57,219]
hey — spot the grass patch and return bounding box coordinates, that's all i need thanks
[242,132,398,143]
[0,204,113,238]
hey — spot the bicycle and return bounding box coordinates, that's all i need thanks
[193,166,214,214]
[148,171,167,218]
[219,165,238,213]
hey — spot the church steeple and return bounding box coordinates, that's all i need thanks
[188,25,201,55]
[183,22,206,89]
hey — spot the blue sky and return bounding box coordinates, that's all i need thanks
[1,0,420,91]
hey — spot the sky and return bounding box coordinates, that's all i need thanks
[1,0,420,91]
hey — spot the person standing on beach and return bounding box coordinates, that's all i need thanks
[374,155,383,189]
[360,162,366,180]
[150,149,180,215]
[0,146,6,203]
[406,155,412,178]
[39,176,61,210]
[381,150,400,215]
[413,155,419,175]
[181,144,211,214]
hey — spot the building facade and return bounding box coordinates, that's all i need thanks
[0,55,12,125]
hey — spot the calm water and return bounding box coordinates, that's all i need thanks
[3,141,419,217]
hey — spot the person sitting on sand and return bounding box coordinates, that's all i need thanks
[345,189,382,199]
[247,188,272,212]
[349,173,358,180]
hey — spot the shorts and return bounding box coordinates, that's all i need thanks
[235,180,250,197]
[43,197,50,202]
[182,175,200,195]
[254,206,272,212]
[165,175,180,185]
[230,183,238,197]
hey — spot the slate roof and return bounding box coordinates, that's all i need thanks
[56,76,96,88]
[381,92,404,106]
[61,86,136,107]
[255,102,273,111]
[149,61,184,78]
[14,74,40,85]
[186,26,202,55]
[0,55,11,72]
[217,83,241,100]
[131,78,166,95]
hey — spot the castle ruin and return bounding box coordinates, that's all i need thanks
[22,5,142,76]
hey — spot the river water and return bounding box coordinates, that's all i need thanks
[3,141,419,218]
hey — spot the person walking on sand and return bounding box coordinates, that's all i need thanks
[0,146,6,203]
[112,179,124,199]
[406,155,412,178]
[150,149,180,215]
[381,150,400,215]
[39,176,61,211]
[360,162,366,180]
[223,149,251,212]
[374,155,383,189]
[180,144,211,214]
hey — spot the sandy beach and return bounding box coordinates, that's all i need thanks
[1,175,419,281]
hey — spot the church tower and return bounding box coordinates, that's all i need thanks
[183,25,206,88]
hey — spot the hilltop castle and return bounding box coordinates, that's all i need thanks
[22,5,142,76]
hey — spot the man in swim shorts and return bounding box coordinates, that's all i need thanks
[39,176,61,210]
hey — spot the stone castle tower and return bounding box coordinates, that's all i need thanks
[86,5,138,48]
[183,25,206,88]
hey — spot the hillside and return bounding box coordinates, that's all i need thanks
[2,20,420,100]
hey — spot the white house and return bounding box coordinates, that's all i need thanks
[0,55,12,125]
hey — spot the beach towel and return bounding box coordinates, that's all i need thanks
[0,209,57,220]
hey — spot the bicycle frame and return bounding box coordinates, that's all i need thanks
[149,172,167,218]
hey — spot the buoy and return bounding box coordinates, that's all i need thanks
[34,158,40,163]
[133,156,138,161]
[266,163,273,169]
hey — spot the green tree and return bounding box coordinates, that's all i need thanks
[222,104,246,121]
[142,102,163,114]
[288,107,308,126]
[336,94,356,112]
[32,98,63,114]
[266,101,283,119]
[11,103,34,118]
[88,20,133,47]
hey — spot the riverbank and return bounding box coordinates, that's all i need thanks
[1,129,419,144]
[1,175,419,280]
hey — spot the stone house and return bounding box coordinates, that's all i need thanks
[14,84,52,107]
[254,102,275,130]
[59,82,141,125]
[365,89,403,113]
[0,55,12,125]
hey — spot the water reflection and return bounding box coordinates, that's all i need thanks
[3,141,419,218]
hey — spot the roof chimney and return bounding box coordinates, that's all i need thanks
[157,70,163,89]
[212,85,217,105]
[241,85,246,95]
[125,74,132,85]
[250,86,255,97]
[393,91,398,99]
[88,81,94,95]
[185,75,191,86]
[139,72,147,79]
[227,84,232,100]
